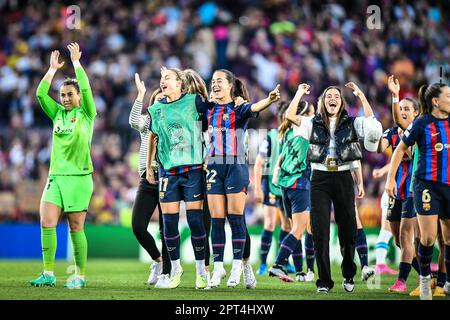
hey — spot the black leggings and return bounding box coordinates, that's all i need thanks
[132,177,171,274]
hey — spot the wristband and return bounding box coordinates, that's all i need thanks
[73,61,82,69]
[392,96,399,103]
[47,68,57,76]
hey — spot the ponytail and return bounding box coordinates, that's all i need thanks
[233,78,250,102]
[183,69,209,101]
[278,100,311,139]
[418,83,448,115]
[418,84,429,115]
[214,69,250,101]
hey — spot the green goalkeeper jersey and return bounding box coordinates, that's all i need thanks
[36,67,96,175]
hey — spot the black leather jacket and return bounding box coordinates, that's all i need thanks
[307,110,362,164]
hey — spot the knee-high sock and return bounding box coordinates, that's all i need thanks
[445,245,450,282]
[260,229,273,265]
[163,213,180,261]
[186,210,206,261]
[292,238,303,273]
[418,243,434,277]
[228,214,246,260]
[211,218,226,262]
[375,229,392,265]
[278,229,289,264]
[305,232,315,272]
[411,256,420,274]
[41,227,57,272]
[398,262,412,282]
[275,233,298,266]
[356,228,368,268]
[243,227,251,260]
[70,230,87,276]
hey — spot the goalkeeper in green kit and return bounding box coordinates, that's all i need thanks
[30,43,96,289]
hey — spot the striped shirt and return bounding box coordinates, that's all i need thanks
[206,102,257,164]
[403,114,450,186]
[383,127,413,200]
[129,100,151,177]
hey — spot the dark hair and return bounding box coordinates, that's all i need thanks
[402,97,420,113]
[418,83,448,115]
[214,69,250,101]
[317,86,347,129]
[61,78,80,93]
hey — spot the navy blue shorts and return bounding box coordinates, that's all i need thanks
[206,164,249,195]
[413,179,450,219]
[261,176,282,208]
[281,187,310,218]
[159,168,205,203]
[386,197,416,222]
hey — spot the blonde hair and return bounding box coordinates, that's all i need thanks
[183,69,209,101]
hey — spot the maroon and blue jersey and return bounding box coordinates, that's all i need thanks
[402,114,450,186]
[206,102,257,163]
[383,127,413,200]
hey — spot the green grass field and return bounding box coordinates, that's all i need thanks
[0,259,447,300]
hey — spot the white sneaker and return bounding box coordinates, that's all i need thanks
[361,266,375,282]
[227,266,242,288]
[243,262,257,289]
[207,268,227,289]
[420,275,432,300]
[343,278,355,292]
[295,272,306,282]
[147,261,162,285]
[305,270,315,282]
[154,274,170,289]
[444,281,450,295]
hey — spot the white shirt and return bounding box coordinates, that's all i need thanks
[293,115,373,171]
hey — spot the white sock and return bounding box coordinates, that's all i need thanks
[375,229,392,265]
[43,270,54,276]
[232,259,243,270]
[170,259,182,276]
[243,259,250,266]
[196,260,206,277]
[214,261,224,271]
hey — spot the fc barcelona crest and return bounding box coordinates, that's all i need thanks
[223,113,229,121]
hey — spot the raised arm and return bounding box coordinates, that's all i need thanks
[129,73,149,132]
[250,84,281,113]
[285,83,310,126]
[387,75,409,131]
[345,82,374,118]
[36,50,65,120]
[68,42,96,120]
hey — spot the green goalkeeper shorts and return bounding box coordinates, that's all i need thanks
[41,174,93,212]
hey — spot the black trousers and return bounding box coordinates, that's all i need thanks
[132,177,171,274]
[310,170,357,289]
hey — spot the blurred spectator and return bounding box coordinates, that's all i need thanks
[0,0,449,225]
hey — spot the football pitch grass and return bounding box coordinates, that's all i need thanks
[0,259,448,300]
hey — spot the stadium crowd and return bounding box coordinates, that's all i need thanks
[0,0,449,224]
